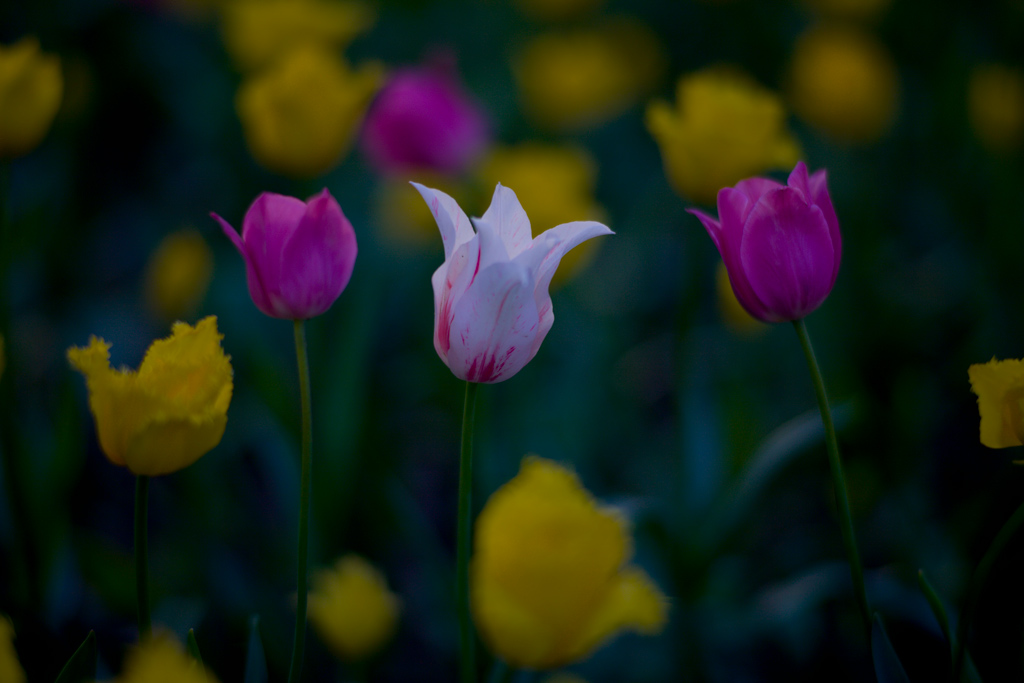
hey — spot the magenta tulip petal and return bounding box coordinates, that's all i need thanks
[418,182,612,383]
[277,190,357,318]
[733,176,784,205]
[411,182,475,260]
[740,188,834,320]
[214,189,358,319]
[446,262,539,384]
[687,161,841,323]
[479,183,533,258]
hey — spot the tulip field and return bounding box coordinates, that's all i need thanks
[2,0,1024,681]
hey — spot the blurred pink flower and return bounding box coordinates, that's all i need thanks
[688,161,841,322]
[414,182,611,383]
[213,190,357,319]
[361,61,489,176]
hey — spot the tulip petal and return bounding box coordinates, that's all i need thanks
[124,413,229,476]
[242,193,308,295]
[785,160,811,202]
[411,182,475,260]
[277,189,358,318]
[445,262,540,383]
[808,167,842,288]
[707,188,775,322]
[733,176,784,205]
[66,338,134,466]
[686,208,722,251]
[968,358,1024,448]
[563,566,669,665]
[478,183,533,258]
[431,236,482,360]
[212,212,276,316]
[740,188,834,320]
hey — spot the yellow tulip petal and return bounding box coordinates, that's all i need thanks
[144,229,214,322]
[0,617,25,683]
[969,358,1024,449]
[308,555,401,662]
[117,635,218,683]
[0,37,63,158]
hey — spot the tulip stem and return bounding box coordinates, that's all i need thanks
[457,380,480,683]
[952,497,1024,681]
[135,474,151,639]
[792,319,872,635]
[288,319,314,683]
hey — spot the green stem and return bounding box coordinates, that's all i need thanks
[953,497,1024,682]
[457,380,480,683]
[288,319,314,683]
[135,475,151,638]
[792,319,872,635]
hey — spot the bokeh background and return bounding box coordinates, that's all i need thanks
[3,0,1024,680]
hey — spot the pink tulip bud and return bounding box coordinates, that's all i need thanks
[361,61,490,176]
[212,189,357,319]
[415,182,612,383]
[688,161,841,322]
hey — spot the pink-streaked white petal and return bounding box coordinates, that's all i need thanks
[411,182,475,260]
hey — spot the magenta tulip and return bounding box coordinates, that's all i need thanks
[361,62,490,176]
[414,182,612,383]
[212,189,357,319]
[688,161,841,322]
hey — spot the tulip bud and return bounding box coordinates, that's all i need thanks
[688,161,841,322]
[0,37,62,159]
[360,60,490,177]
[213,189,357,320]
[414,182,611,383]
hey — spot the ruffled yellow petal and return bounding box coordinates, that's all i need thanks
[68,317,232,475]
[969,357,1024,448]
[308,555,401,661]
[0,616,25,683]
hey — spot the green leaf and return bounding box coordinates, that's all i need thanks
[917,569,954,648]
[54,630,96,683]
[244,616,268,683]
[187,628,204,667]
[872,614,911,683]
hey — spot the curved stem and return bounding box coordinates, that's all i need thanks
[135,474,151,639]
[793,319,872,635]
[953,498,1024,681]
[288,319,314,683]
[457,380,480,683]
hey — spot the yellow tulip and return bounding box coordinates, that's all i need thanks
[646,67,800,205]
[236,45,383,178]
[0,616,25,683]
[479,143,605,286]
[514,20,664,131]
[114,635,218,683]
[67,316,232,476]
[472,457,667,669]
[220,0,375,72]
[308,554,401,662]
[0,37,62,158]
[144,229,214,322]
[968,358,1024,449]
[788,25,898,144]
[968,64,1024,153]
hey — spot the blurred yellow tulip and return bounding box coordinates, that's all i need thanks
[969,357,1024,449]
[221,0,375,71]
[0,617,25,683]
[514,19,664,131]
[308,554,401,662]
[236,45,382,178]
[968,64,1024,153]
[0,37,62,158]
[788,24,898,144]
[67,316,233,476]
[115,635,218,683]
[479,143,606,286]
[144,229,214,322]
[646,67,800,205]
[472,457,667,669]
